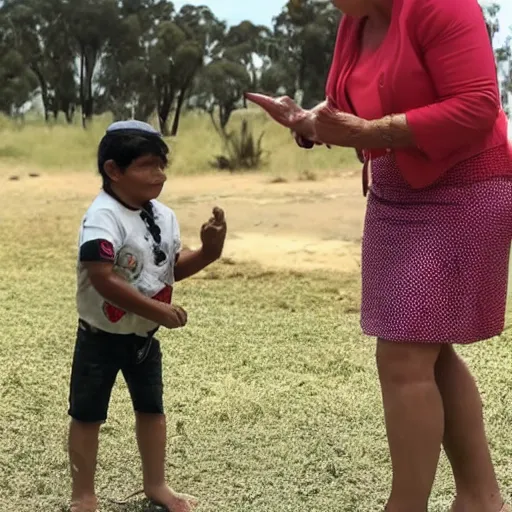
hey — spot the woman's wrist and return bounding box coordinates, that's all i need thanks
[359,114,415,149]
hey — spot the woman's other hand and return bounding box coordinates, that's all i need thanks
[292,100,332,149]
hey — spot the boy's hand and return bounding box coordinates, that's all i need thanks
[84,262,188,328]
[160,304,188,329]
[200,207,227,262]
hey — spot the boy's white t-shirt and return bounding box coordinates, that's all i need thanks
[76,190,181,336]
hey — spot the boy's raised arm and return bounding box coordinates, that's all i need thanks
[174,207,227,282]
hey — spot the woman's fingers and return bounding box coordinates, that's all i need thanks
[245,92,307,129]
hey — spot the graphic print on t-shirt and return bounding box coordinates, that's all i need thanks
[115,243,145,282]
[103,240,173,323]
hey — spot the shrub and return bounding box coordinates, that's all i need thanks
[211,118,265,171]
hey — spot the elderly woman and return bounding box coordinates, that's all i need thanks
[246,0,512,510]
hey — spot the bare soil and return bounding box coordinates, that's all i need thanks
[4,170,367,272]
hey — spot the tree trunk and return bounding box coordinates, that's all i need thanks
[79,49,86,128]
[220,103,234,131]
[158,111,168,136]
[170,86,188,136]
[32,66,50,122]
[158,84,175,136]
[84,50,96,124]
[65,104,75,124]
[208,108,222,136]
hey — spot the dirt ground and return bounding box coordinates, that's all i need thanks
[4,169,367,272]
[157,171,366,273]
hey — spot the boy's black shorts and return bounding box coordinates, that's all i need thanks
[68,321,164,423]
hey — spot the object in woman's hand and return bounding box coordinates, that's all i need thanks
[244,93,308,129]
[293,131,332,150]
[294,132,315,149]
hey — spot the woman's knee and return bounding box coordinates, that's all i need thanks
[376,338,442,386]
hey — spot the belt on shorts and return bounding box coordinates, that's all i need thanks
[78,319,159,365]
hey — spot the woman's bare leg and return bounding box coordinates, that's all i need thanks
[435,345,502,512]
[377,339,443,512]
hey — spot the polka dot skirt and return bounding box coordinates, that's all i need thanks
[361,146,512,344]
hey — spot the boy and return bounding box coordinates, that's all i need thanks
[68,120,226,512]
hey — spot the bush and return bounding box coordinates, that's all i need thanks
[211,118,266,171]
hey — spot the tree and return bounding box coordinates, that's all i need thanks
[199,59,251,133]
[0,49,37,117]
[98,2,223,135]
[266,0,340,108]
[1,0,507,128]
[0,2,38,116]
[483,2,512,113]
[198,58,266,171]
[149,18,187,134]
[98,0,159,121]
[169,5,225,135]
[37,0,77,122]
[66,0,119,127]
[223,21,271,106]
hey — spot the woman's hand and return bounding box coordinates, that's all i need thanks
[313,103,370,148]
[245,93,306,124]
[243,92,329,148]
[245,92,317,139]
[245,92,368,148]
[292,100,331,149]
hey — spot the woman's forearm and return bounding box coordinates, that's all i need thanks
[360,114,417,149]
[313,112,417,150]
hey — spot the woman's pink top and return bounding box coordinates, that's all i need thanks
[343,9,512,191]
[327,0,512,190]
[346,43,383,121]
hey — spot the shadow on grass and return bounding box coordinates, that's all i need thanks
[111,500,164,512]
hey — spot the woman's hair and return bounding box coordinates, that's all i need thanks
[97,126,169,185]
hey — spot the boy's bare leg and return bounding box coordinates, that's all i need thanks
[136,412,198,512]
[68,419,101,512]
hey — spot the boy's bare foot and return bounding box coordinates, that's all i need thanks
[145,484,198,512]
[70,494,98,512]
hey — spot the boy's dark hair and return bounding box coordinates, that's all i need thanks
[97,121,169,185]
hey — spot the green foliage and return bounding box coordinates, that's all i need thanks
[483,2,512,113]
[262,0,341,107]
[0,0,509,150]
[211,118,266,171]
[201,59,251,130]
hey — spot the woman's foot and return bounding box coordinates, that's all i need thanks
[70,494,98,512]
[145,484,198,512]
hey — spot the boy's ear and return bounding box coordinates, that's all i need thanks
[104,160,122,183]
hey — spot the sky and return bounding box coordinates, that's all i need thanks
[174,0,511,43]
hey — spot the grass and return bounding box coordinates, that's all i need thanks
[0,109,357,179]
[0,130,511,511]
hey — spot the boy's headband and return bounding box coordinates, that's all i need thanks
[106,120,162,137]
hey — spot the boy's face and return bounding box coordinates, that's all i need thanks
[106,154,167,203]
